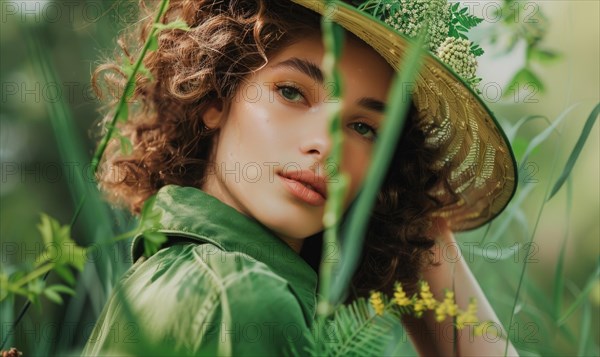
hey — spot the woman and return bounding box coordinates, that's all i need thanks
[83,0,518,355]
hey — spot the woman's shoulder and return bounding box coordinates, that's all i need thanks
[122,242,297,310]
[83,242,312,356]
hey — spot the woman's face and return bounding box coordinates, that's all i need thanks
[202,32,394,251]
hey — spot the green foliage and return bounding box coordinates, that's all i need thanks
[110,195,167,257]
[471,43,484,56]
[491,0,559,98]
[152,18,191,32]
[318,0,348,318]
[0,214,85,307]
[2,0,598,355]
[90,0,187,173]
[504,67,545,98]
[466,102,600,356]
[36,214,86,271]
[137,197,168,257]
[548,103,600,200]
[329,24,426,306]
[308,297,397,357]
[448,2,484,41]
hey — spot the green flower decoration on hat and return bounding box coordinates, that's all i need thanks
[358,0,485,94]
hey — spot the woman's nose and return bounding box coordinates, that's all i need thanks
[299,111,333,162]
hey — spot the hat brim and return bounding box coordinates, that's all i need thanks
[291,0,518,231]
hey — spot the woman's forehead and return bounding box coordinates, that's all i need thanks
[262,33,394,97]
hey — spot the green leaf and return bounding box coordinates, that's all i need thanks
[35,214,87,271]
[46,284,76,296]
[43,288,63,304]
[121,62,134,78]
[547,103,599,200]
[136,195,167,257]
[137,63,154,81]
[503,67,545,98]
[142,231,168,257]
[448,27,459,38]
[471,44,484,56]
[120,136,133,155]
[27,278,45,295]
[529,48,561,64]
[138,195,162,231]
[37,214,56,247]
[153,18,191,32]
[53,265,75,285]
[113,129,133,155]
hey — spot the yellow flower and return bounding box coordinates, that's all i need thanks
[419,281,437,310]
[394,282,411,307]
[474,321,499,338]
[456,298,479,330]
[369,291,385,316]
[466,298,478,315]
[413,299,425,318]
[443,290,458,317]
[474,323,485,337]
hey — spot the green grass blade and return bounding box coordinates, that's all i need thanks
[481,183,535,246]
[547,102,600,201]
[577,300,592,356]
[519,103,581,170]
[557,262,600,326]
[330,29,426,304]
[24,26,123,301]
[505,115,550,143]
[552,177,572,321]
[90,0,171,173]
[503,101,578,356]
[318,0,347,317]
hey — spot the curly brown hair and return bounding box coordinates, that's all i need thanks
[94,0,442,300]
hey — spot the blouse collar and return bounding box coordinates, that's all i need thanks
[131,185,318,325]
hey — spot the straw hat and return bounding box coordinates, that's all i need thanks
[290,0,517,231]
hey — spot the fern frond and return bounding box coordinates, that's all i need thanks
[448,2,484,39]
[308,297,401,357]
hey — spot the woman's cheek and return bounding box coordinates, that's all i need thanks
[342,146,371,192]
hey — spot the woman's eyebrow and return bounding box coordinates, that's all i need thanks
[272,57,324,84]
[272,57,386,113]
[357,97,386,113]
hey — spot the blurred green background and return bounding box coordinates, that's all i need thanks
[1,0,598,356]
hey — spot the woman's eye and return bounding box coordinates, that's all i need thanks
[276,85,305,103]
[348,122,378,141]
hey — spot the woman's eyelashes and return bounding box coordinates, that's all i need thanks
[274,82,378,141]
[275,83,307,104]
[348,122,378,141]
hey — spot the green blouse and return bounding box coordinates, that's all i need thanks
[81,185,319,356]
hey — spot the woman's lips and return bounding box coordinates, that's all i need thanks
[278,174,326,206]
